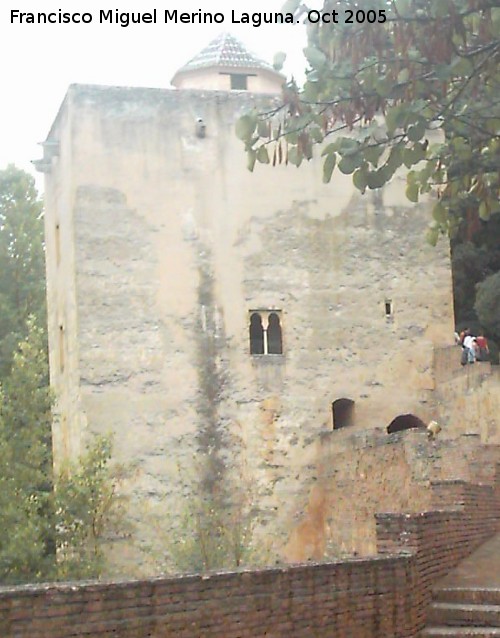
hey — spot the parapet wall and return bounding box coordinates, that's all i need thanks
[284,425,500,562]
[433,345,500,443]
[1,463,498,638]
[0,556,416,638]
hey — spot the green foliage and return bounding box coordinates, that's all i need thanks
[0,166,123,584]
[273,51,287,71]
[159,456,267,574]
[167,491,255,573]
[0,320,121,584]
[475,272,500,341]
[237,0,500,240]
[0,165,46,377]
[54,436,123,581]
[451,210,500,337]
[0,322,54,584]
[452,242,498,323]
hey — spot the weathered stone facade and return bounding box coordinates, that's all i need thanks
[40,77,465,575]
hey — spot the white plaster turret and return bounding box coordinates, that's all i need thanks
[171,32,285,93]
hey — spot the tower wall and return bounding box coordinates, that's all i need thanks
[43,85,455,575]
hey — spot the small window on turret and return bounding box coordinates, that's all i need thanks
[230,74,248,90]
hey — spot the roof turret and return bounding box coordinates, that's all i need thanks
[171,33,284,92]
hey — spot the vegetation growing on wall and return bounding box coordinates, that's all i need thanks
[195,249,230,499]
[155,245,274,574]
[164,457,259,573]
[193,246,235,557]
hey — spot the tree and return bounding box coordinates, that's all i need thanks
[0,321,121,584]
[0,321,55,583]
[451,238,500,327]
[238,0,500,243]
[54,436,124,581]
[475,271,500,340]
[0,166,46,377]
[0,167,121,584]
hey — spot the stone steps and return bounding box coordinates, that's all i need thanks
[435,589,500,606]
[421,629,500,637]
[423,588,500,637]
[427,602,500,627]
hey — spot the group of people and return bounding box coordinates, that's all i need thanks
[456,328,490,365]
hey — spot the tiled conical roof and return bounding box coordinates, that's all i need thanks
[175,33,275,74]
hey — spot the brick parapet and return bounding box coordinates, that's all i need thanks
[0,555,416,638]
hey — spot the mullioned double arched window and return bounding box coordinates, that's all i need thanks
[249,310,283,355]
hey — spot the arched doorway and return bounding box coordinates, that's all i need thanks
[386,414,426,434]
[332,398,355,430]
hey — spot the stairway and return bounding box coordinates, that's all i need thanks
[422,587,500,636]
[421,534,500,637]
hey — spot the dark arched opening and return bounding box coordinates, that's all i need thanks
[267,312,283,354]
[386,413,427,434]
[332,398,355,430]
[249,313,264,354]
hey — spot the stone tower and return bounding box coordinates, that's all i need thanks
[38,35,454,576]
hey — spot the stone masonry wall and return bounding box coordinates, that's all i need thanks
[284,427,500,562]
[433,346,500,443]
[43,85,455,575]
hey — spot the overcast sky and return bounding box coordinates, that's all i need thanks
[0,0,315,189]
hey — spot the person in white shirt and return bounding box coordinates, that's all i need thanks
[463,334,476,363]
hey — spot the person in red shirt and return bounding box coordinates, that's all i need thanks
[476,335,489,361]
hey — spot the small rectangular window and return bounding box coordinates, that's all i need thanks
[59,324,65,373]
[385,299,394,318]
[230,74,248,90]
[55,223,61,266]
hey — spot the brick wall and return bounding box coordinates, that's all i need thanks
[376,462,500,634]
[1,463,498,638]
[0,556,416,638]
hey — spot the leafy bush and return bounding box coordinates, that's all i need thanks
[475,272,500,343]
